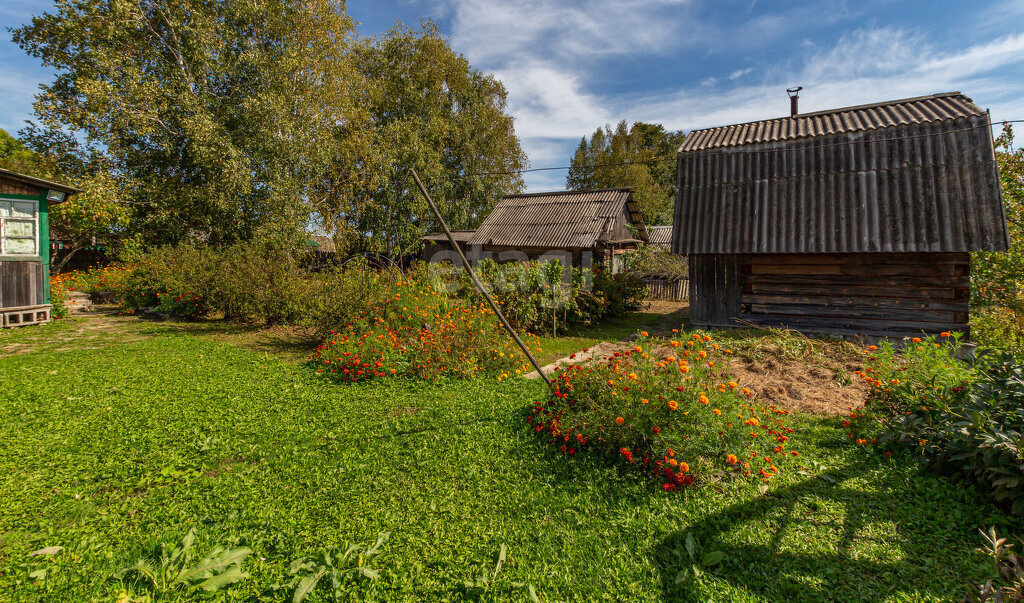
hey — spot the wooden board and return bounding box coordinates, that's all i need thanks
[690,252,971,336]
[0,261,44,310]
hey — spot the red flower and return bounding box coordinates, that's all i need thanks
[663,483,677,491]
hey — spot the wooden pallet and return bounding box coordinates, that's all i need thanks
[1,304,52,328]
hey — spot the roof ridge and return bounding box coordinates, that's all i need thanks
[685,92,974,136]
[501,187,634,199]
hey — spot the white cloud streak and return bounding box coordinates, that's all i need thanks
[431,0,1024,191]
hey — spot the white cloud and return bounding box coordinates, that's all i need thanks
[454,17,1024,191]
[728,67,752,81]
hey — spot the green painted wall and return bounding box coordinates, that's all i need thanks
[39,193,50,303]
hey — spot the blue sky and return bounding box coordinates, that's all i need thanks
[3,0,1024,191]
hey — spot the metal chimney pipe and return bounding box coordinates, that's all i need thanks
[787,86,803,117]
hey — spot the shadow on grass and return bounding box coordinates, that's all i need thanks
[653,460,977,602]
[137,319,321,362]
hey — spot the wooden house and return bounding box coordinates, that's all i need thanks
[0,168,81,327]
[671,92,1008,337]
[421,188,649,271]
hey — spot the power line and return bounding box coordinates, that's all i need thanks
[465,119,1024,178]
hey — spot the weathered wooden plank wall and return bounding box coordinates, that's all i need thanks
[0,261,44,309]
[689,254,741,325]
[642,277,689,301]
[690,252,970,336]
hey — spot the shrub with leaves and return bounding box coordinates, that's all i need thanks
[531,332,799,490]
[967,527,1024,602]
[113,528,251,596]
[850,337,1024,514]
[311,278,539,382]
[429,258,647,334]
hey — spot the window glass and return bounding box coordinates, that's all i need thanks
[5,220,34,238]
[5,237,36,254]
[11,202,34,218]
[0,199,38,255]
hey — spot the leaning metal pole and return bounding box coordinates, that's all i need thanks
[410,168,552,388]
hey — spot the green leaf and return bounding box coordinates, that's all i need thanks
[293,569,327,603]
[174,546,251,585]
[196,566,249,591]
[701,551,725,567]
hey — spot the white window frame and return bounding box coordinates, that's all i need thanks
[0,198,40,258]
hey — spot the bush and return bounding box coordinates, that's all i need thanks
[309,278,541,382]
[531,332,799,490]
[850,335,1024,514]
[428,259,648,334]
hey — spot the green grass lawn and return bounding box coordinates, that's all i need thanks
[0,316,1019,601]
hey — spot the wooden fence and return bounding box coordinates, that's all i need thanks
[642,276,689,301]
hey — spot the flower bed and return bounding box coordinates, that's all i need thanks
[846,334,1024,514]
[530,333,799,490]
[310,279,540,382]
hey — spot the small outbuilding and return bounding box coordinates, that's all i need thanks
[671,92,1008,337]
[421,188,649,271]
[0,168,81,327]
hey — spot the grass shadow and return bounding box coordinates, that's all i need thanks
[653,459,993,602]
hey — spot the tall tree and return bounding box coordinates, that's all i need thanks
[313,22,527,256]
[13,0,358,247]
[567,121,684,225]
[973,124,1024,314]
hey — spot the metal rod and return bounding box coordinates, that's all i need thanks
[410,168,552,387]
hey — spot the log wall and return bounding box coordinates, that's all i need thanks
[690,252,970,337]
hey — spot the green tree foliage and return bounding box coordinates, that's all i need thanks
[313,22,527,256]
[567,121,684,226]
[12,0,358,247]
[973,125,1024,313]
[0,129,36,173]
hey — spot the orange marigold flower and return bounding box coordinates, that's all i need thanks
[698,350,708,359]
[725,454,738,465]
[728,381,738,389]
[912,337,921,343]
[712,408,722,415]
[640,331,649,337]
[868,345,878,351]
[678,462,690,473]
[641,398,649,404]
[940,331,951,337]
[668,400,678,410]
[615,417,625,425]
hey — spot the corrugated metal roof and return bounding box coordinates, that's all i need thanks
[467,189,648,249]
[680,92,986,151]
[672,105,1008,254]
[648,225,673,246]
[424,230,475,243]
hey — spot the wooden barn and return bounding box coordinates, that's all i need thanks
[671,92,1009,337]
[0,168,81,327]
[421,188,649,271]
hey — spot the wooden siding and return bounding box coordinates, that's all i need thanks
[643,277,689,301]
[689,253,970,337]
[0,175,39,197]
[689,255,742,326]
[0,260,45,309]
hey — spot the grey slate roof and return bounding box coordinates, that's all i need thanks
[680,92,986,152]
[647,225,673,246]
[467,189,648,249]
[424,230,475,243]
[672,92,1008,254]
